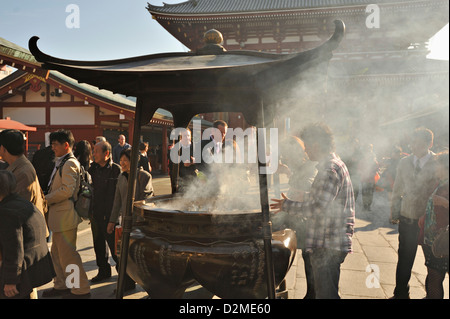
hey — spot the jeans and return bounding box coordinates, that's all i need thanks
[309,248,348,299]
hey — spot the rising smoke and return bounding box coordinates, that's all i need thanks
[156,8,448,216]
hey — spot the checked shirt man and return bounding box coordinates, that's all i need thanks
[271,123,355,299]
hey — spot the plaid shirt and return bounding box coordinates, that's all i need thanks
[282,153,355,253]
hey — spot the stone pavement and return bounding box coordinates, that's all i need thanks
[287,190,449,299]
[37,174,448,299]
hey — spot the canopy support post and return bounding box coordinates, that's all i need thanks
[116,97,144,299]
[257,98,276,299]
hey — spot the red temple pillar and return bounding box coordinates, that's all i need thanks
[128,120,134,147]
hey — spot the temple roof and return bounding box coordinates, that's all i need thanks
[147,0,448,53]
[0,37,39,66]
[0,38,41,68]
[49,70,136,111]
[147,0,430,15]
[0,37,173,123]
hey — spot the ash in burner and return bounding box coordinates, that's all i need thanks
[160,160,262,213]
[149,196,260,214]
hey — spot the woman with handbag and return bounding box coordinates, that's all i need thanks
[418,150,449,299]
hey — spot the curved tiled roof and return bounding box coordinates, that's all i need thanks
[50,71,173,122]
[49,70,135,110]
[0,37,39,65]
[0,37,174,121]
[147,0,424,15]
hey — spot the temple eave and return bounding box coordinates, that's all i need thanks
[147,0,448,18]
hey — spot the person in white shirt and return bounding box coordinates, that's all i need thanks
[390,127,439,299]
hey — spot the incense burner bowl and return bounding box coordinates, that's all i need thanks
[125,195,297,299]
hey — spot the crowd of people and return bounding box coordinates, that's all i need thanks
[271,125,448,299]
[0,129,153,298]
[0,123,448,299]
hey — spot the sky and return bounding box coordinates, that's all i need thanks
[427,23,449,60]
[1,0,189,60]
[1,0,448,61]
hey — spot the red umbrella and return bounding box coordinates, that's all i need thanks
[0,117,37,131]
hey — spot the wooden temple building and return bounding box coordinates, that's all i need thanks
[0,37,175,171]
[147,0,449,152]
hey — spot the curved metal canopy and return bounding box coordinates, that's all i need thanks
[29,20,344,127]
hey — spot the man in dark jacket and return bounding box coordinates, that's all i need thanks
[88,141,121,282]
[112,134,131,164]
[32,145,55,194]
[0,170,55,299]
[0,130,49,233]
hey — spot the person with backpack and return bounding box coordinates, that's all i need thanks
[41,129,90,299]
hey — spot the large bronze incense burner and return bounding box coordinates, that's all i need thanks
[126,195,296,298]
[29,20,344,298]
